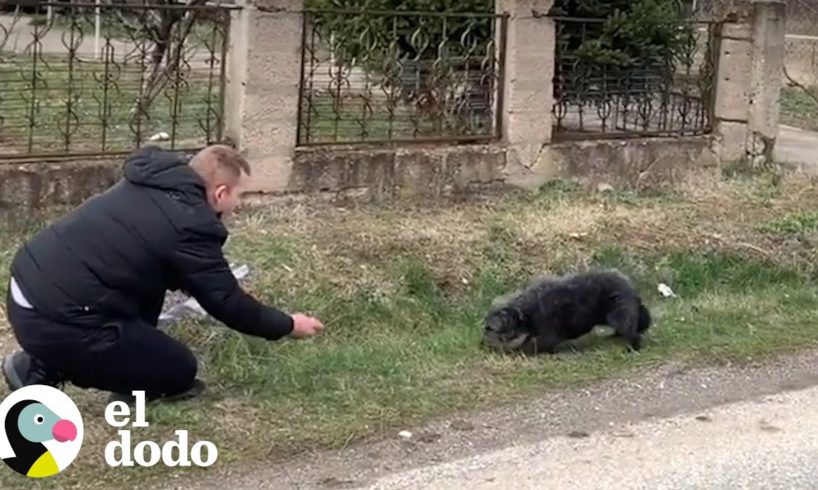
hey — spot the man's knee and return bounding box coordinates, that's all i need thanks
[154,339,198,396]
[115,325,199,397]
[138,347,197,398]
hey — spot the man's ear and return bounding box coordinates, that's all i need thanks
[214,183,229,199]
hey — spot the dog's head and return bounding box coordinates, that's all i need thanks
[480,306,533,352]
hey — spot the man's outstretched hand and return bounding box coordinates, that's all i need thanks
[290,313,324,338]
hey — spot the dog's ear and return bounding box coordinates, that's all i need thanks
[505,306,525,324]
[484,308,508,332]
[508,307,536,334]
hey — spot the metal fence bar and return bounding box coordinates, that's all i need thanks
[301,8,502,19]
[296,9,507,147]
[550,16,721,142]
[0,1,234,161]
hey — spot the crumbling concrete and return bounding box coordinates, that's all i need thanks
[0,136,718,210]
[286,136,717,203]
[712,0,786,167]
[0,159,121,210]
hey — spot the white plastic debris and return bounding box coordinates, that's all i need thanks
[657,283,676,298]
[148,131,171,142]
[158,263,251,328]
[232,264,250,281]
[398,431,413,440]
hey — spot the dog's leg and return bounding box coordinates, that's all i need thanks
[532,330,561,354]
[606,302,642,351]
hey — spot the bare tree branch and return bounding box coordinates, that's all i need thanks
[0,5,23,52]
[115,0,208,114]
[139,5,202,110]
[784,64,818,107]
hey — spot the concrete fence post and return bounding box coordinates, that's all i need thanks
[746,0,786,167]
[223,0,305,193]
[495,0,559,189]
[712,0,785,167]
[223,0,251,149]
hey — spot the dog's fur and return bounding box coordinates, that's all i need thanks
[481,269,652,355]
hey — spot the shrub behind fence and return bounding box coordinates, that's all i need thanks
[551,16,721,141]
[296,8,507,146]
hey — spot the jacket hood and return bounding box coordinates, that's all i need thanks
[123,146,205,197]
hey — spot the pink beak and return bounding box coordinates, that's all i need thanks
[52,419,77,443]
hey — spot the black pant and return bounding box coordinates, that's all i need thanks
[6,289,197,398]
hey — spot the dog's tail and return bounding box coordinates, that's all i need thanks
[637,302,652,333]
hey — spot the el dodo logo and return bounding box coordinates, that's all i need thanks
[104,391,218,468]
[0,385,83,479]
[0,387,216,478]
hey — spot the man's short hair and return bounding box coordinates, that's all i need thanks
[190,144,252,179]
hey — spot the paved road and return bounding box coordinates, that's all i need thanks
[775,125,818,175]
[364,385,818,490]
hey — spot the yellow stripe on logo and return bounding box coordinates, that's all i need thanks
[27,451,60,478]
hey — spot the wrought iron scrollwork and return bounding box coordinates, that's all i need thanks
[0,1,231,160]
[297,9,506,146]
[551,16,721,141]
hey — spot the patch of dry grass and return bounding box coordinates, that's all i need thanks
[231,170,818,287]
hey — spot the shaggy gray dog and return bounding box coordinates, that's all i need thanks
[481,269,652,355]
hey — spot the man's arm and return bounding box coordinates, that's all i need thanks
[140,287,167,327]
[169,226,295,341]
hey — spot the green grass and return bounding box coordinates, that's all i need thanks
[1,172,818,488]
[0,54,222,156]
[780,86,818,131]
[758,211,818,236]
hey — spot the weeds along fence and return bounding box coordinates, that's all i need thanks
[0,0,234,161]
[296,8,508,146]
[550,16,721,141]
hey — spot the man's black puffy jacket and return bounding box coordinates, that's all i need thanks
[9,146,294,340]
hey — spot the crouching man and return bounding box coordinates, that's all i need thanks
[3,144,323,403]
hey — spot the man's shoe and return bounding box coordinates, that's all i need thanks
[2,350,64,391]
[107,378,207,405]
